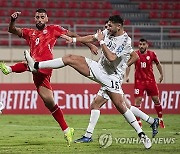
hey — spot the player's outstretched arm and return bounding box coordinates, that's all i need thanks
[66,31,98,55]
[8,11,22,37]
[62,31,99,55]
[67,31,97,43]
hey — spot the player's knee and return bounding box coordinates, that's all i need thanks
[153,99,160,104]
[90,102,100,110]
[63,54,75,65]
[135,98,142,106]
[136,101,141,105]
[152,96,160,104]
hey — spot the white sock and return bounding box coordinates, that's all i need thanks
[130,106,154,125]
[63,127,69,134]
[123,109,142,134]
[39,58,65,69]
[85,110,100,138]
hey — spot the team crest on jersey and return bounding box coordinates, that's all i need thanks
[146,56,150,60]
[43,30,47,34]
[32,31,35,35]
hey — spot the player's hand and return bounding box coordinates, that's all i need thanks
[11,12,21,21]
[159,75,163,83]
[89,44,98,55]
[61,34,73,43]
[96,29,104,42]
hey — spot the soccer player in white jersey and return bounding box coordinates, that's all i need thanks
[24,15,152,149]
[73,22,159,143]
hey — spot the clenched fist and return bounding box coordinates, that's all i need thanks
[11,11,21,21]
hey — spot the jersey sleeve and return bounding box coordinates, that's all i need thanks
[115,37,133,57]
[152,52,160,64]
[53,25,68,38]
[21,28,31,41]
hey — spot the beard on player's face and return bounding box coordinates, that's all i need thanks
[36,23,45,30]
[140,47,146,53]
[109,30,116,36]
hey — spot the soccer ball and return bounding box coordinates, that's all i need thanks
[0,101,4,114]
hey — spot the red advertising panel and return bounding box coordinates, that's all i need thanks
[0,84,179,114]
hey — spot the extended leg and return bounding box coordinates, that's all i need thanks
[38,86,74,146]
[107,92,152,149]
[0,62,27,75]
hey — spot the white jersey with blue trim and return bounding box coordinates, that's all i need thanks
[98,29,134,77]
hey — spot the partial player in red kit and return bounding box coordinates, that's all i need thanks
[126,38,165,128]
[0,9,98,146]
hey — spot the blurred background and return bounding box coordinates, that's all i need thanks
[0,0,179,84]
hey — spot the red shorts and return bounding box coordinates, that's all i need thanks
[134,80,159,98]
[33,72,52,92]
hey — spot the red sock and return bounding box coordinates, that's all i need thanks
[154,103,163,118]
[10,62,28,73]
[51,104,68,131]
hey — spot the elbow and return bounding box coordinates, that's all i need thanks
[108,55,117,62]
[135,54,139,61]
[8,28,11,33]
[8,27,13,33]
[133,54,139,63]
[109,58,116,62]
[132,51,139,62]
[8,26,16,33]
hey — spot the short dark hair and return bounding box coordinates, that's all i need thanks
[36,8,47,14]
[139,38,148,42]
[109,15,124,26]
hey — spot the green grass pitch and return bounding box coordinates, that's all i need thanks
[0,114,179,154]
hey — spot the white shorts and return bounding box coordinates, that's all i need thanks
[85,58,124,94]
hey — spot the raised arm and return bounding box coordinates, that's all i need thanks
[95,29,117,62]
[8,11,22,37]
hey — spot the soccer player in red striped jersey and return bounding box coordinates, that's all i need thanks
[0,8,97,146]
[126,38,165,128]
